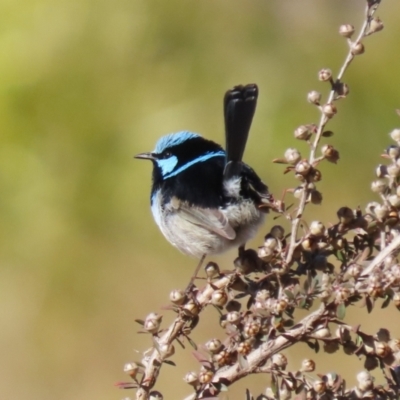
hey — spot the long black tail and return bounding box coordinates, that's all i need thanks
[223,84,258,180]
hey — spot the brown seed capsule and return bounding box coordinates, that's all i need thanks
[183,299,200,316]
[387,164,400,178]
[198,368,214,384]
[169,289,186,305]
[336,82,350,97]
[237,339,253,355]
[347,263,362,278]
[301,359,316,372]
[307,90,322,105]
[243,318,261,337]
[321,103,337,118]
[351,42,365,55]
[264,236,278,250]
[339,24,355,38]
[149,391,163,400]
[213,349,231,366]
[318,68,332,82]
[284,147,302,164]
[374,204,390,220]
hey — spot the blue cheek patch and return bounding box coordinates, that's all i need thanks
[163,151,225,179]
[156,156,178,176]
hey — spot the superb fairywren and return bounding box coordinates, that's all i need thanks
[135,84,270,259]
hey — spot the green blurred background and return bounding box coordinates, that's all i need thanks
[1,1,400,399]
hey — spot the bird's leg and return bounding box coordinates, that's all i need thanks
[185,254,206,293]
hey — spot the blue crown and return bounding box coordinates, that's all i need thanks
[154,131,200,154]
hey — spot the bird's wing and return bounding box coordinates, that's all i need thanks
[175,201,236,240]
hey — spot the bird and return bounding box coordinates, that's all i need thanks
[135,84,270,261]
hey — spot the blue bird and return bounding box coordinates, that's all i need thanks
[135,84,270,260]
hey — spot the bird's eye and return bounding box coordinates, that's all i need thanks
[163,151,172,158]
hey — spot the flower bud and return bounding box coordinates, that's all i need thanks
[169,289,186,305]
[243,318,261,337]
[284,147,301,164]
[390,128,400,143]
[313,379,326,394]
[388,195,400,208]
[321,103,337,118]
[183,299,200,316]
[301,359,316,372]
[374,204,390,220]
[205,338,222,354]
[369,17,384,34]
[376,164,388,178]
[294,125,312,141]
[226,310,241,325]
[271,353,288,369]
[198,368,214,384]
[270,225,285,240]
[314,327,331,339]
[347,263,362,278]
[204,262,220,279]
[318,68,332,82]
[386,145,400,160]
[321,144,340,163]
[295,160,311,176]
[144,313,162,334]
[357,371,374,391]
[339,24,355,38]
[184,371,199,385]
[264,236,278,250]
[258,246,273,262]
[211,290,228,307]
[124,362,139,378]
[351,42,365,55]
[307,90,322,105]
[387,164,400,178]
[337,206,354,224]
[309,221,325,237]
[371,179,388,194]
[237,340,252,355]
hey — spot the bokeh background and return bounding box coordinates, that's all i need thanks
[1,1,400,399]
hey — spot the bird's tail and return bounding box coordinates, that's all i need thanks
[223,83,258,181]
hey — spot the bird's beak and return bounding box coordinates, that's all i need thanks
[134,152,156,161]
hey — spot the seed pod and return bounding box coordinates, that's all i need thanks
[184,371,199,385]
[371,179,388,194]
[271,353,288,370]
[339,24,355,38]
[357,371,374,391]
[351,42,365,55]
[237,339,253,355]
[226,310,241,325]
[183,299,200,316]
[337,206,354,224]
[321,103,337,118]
[124,362,139,378]
[243,318,261,337]
[294,125,312,141]
[211,290,228,307]
[318,68,332,82]
[321,144,340,163]
[204,262,220,279]
[313,379,326,394]
[198,368,214,384]
[205,338,222,354]
[169,289,186,305]
[301,358,316,372]
[295,160,311,176]
[158,343,175,359]
[212,349,231,366]
[369,17,384,34]
[390,128,400,143]
[310,221,326,237]
[144,313,162,334]
[284,147,302,164]
[307,90,322,105]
